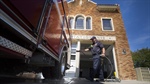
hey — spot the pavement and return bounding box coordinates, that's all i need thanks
[64,78,150,84]
[107,80,150,84]
[0,75,150,84]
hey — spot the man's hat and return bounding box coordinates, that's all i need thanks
[90,36,96,40]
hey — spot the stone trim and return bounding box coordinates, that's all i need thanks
[72,35,116,41]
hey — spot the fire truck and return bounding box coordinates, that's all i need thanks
[0,0,71,79]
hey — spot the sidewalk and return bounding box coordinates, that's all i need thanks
[64,78,150,84]
[104,80,150,84]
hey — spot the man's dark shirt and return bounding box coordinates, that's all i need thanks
[89,41,104,55]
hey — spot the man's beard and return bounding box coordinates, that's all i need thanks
[92,41,96,44]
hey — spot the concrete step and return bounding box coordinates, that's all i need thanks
[142,76,150,79]
[142,74,150,76]
[143,79,150,82]
[141,69,149,72]
[143,76,150,79]
[141,71,149,74]
[140,67,149,70]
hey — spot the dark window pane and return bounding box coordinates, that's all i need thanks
[71,55,76,60]
[86,18,91,29]
[103,19,112,30]
[75,16,84,29]
[71,44,77,48]
[71,49,76,55]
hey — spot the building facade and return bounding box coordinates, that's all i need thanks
[65,0,136,80]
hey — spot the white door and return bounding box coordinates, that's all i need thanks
[65,55,76,77]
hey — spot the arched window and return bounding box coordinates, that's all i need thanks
[86,17,91,29]
[69,17,74,29]
[75,16,84,29]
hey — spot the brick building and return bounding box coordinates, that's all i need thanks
[65,0,136,80]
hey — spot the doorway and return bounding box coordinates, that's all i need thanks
[79,44,117,79]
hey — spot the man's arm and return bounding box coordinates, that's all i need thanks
[76,45,91,52]
[101,47,105,57]
[76,48,89,52]
[98,42,105,56]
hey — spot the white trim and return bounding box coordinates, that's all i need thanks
[46,34,116,41]
[88,0,97,4]
[75,41,80,77]
[67,0,97,5]
[67,0,74,3]
[72,35,116,41]
[68,14,93,30]
[112,45,119,78]
[79,0,83,6]
[0,10,37,44]
[101,17,115,31]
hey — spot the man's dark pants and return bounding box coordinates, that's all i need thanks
[90,54,104,81]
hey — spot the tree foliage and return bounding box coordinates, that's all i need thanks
[131,48,150,67]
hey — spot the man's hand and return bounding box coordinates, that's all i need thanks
[84,48,89,51]
[76,48,89,52]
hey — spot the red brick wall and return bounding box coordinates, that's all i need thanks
[68,0,136,80]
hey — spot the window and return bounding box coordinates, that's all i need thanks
[71,49,76,55]
[71,43,77,48]
[71,43,77,55]
[71,55,76,60]
[69,17,74,29]
[68,15,92,30]
[75,16,84,29]
[86,17,91,29]
[102,19,113,30]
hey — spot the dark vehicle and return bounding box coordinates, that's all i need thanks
[0,0,71,79]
